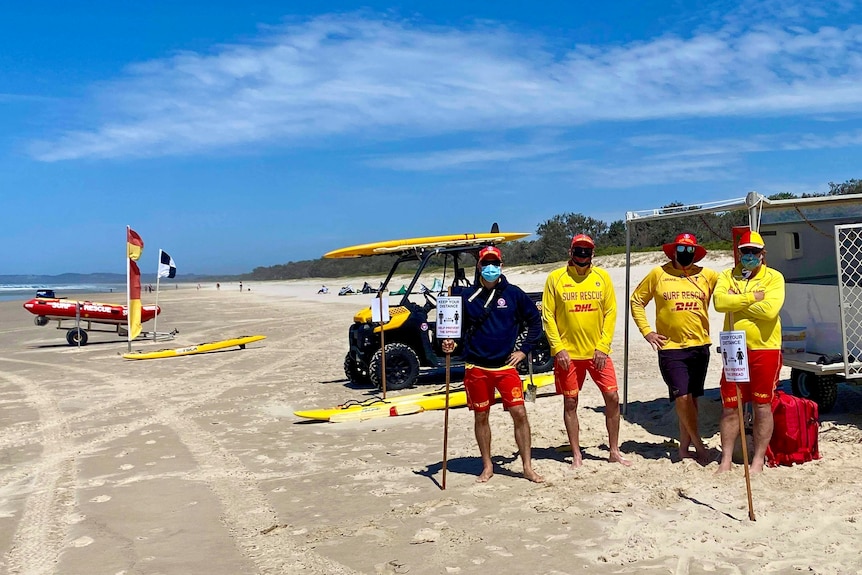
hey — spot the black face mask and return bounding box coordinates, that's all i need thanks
[676,251,695,267]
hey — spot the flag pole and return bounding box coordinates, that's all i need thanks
[153,249,161,341]
[126,225,132,353]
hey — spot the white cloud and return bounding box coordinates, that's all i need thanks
[366,142,569,170]
[30,10,862,161]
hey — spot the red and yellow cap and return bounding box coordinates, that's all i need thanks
[738,231,765,249]
[571,234,595,248]
[478,246,502,262]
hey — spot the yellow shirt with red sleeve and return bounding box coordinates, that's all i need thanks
[542,265,616,360]
[630,263,718,350]
[713,264,785,350]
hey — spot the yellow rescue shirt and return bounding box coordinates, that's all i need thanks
[630,263,718,349]
[542,265,616,359]
[713,264,785,350]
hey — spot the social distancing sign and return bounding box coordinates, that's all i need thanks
[720,330,749,382]
[371,296,390,323]
[436,296,462,338]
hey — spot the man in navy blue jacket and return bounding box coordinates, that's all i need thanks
[442,246,544,483]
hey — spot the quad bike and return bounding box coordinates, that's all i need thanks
[329,228,554,391]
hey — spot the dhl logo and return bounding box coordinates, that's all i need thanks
[571,303,594,312]
[674,302,700,311]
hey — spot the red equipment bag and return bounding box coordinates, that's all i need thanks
[766,390,821,467]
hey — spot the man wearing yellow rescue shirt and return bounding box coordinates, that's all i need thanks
[630,233,718,464]
[714,230,785,474]
[543,234,630,468]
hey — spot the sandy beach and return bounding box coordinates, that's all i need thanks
[2,253,862,574]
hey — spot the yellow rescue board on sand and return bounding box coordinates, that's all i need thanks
[122,335,266,360]
[323,232,530,259]
[294,372,555,422]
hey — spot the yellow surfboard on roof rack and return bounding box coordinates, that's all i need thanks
[323,232,530,259]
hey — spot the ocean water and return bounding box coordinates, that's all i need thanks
[0,284,128,303]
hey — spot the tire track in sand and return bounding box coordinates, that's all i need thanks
[0,372,76,575]
[0,329,355,574]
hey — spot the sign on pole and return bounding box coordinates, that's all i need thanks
[719,330,749,382]
[371,296,390,323]
[435,296,462,338]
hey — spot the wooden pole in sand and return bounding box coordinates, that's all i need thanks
[441,349,451,490]
[441,285,456,490]
[378,295,387,400]
[736,383,756,521]
[729,310,756,521]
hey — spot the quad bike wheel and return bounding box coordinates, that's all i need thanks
[369,343,420,391]
[344,352,372,386]
[515,333,554,375]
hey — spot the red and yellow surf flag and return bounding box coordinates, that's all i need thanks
[127,226,144,341]
[127,228,143,261]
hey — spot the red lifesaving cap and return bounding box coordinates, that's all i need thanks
[571,234,595,248]
[478,246,502,262]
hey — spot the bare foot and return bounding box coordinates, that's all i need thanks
[570,454,583,469]
[476,468,494,483]
[609,451,632,467]
[716,460,733,474]
[523,469,545,483]
[750,461,765,474]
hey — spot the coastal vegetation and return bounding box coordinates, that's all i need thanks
[248,180,862,281]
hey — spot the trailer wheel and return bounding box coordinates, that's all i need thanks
[370,343,420,391]
[34,316,49,327]
[66,327,88,346]
[790,369,838,413]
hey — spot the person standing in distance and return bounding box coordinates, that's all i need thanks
[630,233,718,464]
[441,246,544,483]
[542,234,631,467]
[714,230,785,474]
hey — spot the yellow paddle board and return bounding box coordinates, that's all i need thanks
[122,335,266,360]
[324,232,530,259]
[294,372,554,422]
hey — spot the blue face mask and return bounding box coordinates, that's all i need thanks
[481,264,502,282]
[740,253,761,270]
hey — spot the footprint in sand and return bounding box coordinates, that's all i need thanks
[69,536,94,547]
[90,495,111,503]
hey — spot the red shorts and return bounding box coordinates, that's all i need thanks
[464,365,524,412]
[554,357,618,398]
[720,349,782,408]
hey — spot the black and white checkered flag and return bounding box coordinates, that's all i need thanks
[158,249,177,279]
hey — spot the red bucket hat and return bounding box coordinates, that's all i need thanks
[662,233,707,263]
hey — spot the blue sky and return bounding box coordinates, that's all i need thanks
[3,0,862,275]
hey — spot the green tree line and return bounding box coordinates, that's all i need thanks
[247,180,862,281]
